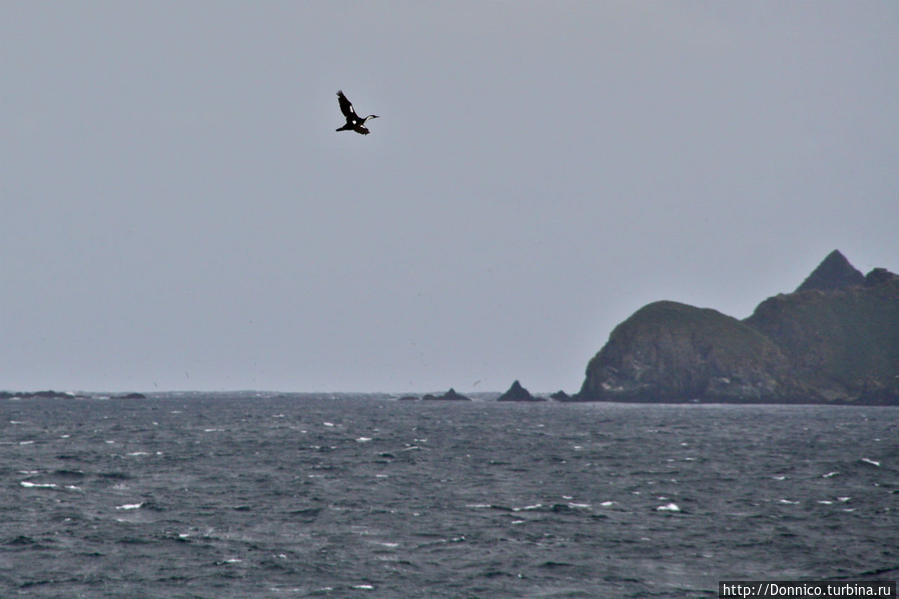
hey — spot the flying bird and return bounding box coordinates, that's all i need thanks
[335,90,379,135]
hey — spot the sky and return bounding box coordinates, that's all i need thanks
[2,2,897,393]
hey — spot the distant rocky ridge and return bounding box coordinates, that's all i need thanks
[576,250,899,405]
[0,390,146,400]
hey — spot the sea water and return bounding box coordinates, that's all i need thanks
[1,394,896,598]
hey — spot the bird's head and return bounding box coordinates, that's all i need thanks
[365,114,380,121]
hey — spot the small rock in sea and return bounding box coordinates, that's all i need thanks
[422,388,471,401]
[497,380,545,402]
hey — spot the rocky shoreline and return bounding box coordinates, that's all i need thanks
[5,252,895,407]
[414,251,897,406]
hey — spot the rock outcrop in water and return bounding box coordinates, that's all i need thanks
[497,380,545,402]
[576,251,899,404]
[422,388,471,401]
[0,390,88,400]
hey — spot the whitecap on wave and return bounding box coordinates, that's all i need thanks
[656,502,680,512]
[374,541,399,548]
[20,481,56,489]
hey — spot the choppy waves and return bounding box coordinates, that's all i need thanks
[1,396,897,597]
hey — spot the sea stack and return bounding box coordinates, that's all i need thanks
[497,380,545,402]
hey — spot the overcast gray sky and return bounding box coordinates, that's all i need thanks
[2,2,897,393]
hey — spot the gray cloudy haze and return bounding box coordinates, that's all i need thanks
[2,3,897,393]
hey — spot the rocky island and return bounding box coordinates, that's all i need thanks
[574,250,899,404]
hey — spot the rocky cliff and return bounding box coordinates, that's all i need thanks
[576,251,899,404]
[746,266,899,403]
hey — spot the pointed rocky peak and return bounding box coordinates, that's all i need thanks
[795,250,864,293]
[497,380,544,402]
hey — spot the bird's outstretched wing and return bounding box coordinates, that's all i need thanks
[336,90,358,119]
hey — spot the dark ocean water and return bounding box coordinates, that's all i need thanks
[1,394,896,598]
